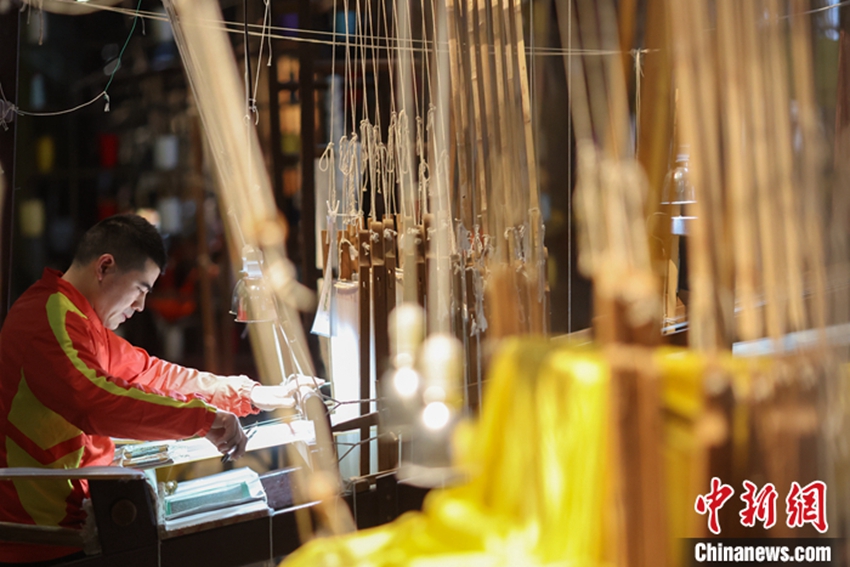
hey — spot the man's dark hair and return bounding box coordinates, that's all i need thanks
[73,214,167,272]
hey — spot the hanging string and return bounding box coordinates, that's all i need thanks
[360,117,374,219]
[340,0,358,222]
[385,111,397,215]
[396,109,412,218]
[427,0,449,172]
[11,91,107,118]
[322,0,339,219]
[416,0,433,222]
[389,0,406,200]
[343,0,356,142]
[264,0,273,67]
[380,0,397,113]
[404,0,418,124]
[240,0,264,212]
[242,0,257,122]
[393,0,420,138]
[365,0,386,216]
[417,0,442,226]
[779,0,850,19]
[251,0,274,124]
[416,114,429,219]
[10,0,143,118]
[366,0,382,135]
[400,0,422,224]
[356,0,369,126]
[101,0,143,96]
[30,0,675,58]
[380,0,398,217]
[354,2,369,214]
[354,0,376,220]
[339,133,359,219]
[418,0,432,109]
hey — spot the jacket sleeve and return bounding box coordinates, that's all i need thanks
[25,294,217,441]
[108,333,259,417]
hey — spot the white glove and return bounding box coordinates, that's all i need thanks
[250,375,325,411]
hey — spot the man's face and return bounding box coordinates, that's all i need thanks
[93,257,160,330]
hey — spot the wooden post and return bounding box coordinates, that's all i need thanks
[465,260,481,411]
[383,216,397,319]
[371,219,398,470]
[416,223,427,314]
[358,223,372,476]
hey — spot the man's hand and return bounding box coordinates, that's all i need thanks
[250,375,326,411]
[205,410,247,461]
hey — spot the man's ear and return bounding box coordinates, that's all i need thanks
[94,254,117,281]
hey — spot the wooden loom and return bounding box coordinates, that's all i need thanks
[194,0,850,562]
[4,0,849,563]
[311,0,551,481]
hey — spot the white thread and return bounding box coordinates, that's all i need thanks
[15,0,647,58]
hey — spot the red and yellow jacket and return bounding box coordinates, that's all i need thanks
[0,269,258,563]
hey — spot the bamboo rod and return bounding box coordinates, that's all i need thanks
[574,0,612,150]
[510,0,540,213]
[556,0,592,144]
[790,0,829,341]
[446,0,474,229]
[667,0,720,350]
[742,0,783,342]
[717,0,761,342]
[764,0,806,335]
[478,0,513,246]
[597,0,632,159]
[637,0,675,323]
[397,0,421,305]
[465,0,490,232]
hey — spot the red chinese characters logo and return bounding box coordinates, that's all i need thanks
[786,480,828,533]
[696,479,828,534]
[739,480,778,529]
[695,477,735,535]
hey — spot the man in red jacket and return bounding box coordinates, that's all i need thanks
[0,214,298,565]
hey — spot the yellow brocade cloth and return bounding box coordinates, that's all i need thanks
[281,338,620,567]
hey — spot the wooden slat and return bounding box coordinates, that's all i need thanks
[0,467,146,480]
[384,216,398,319]
[416,224,427,312]
[0,521,85,548]
[358,225,373,476]
[371,220,398,471]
